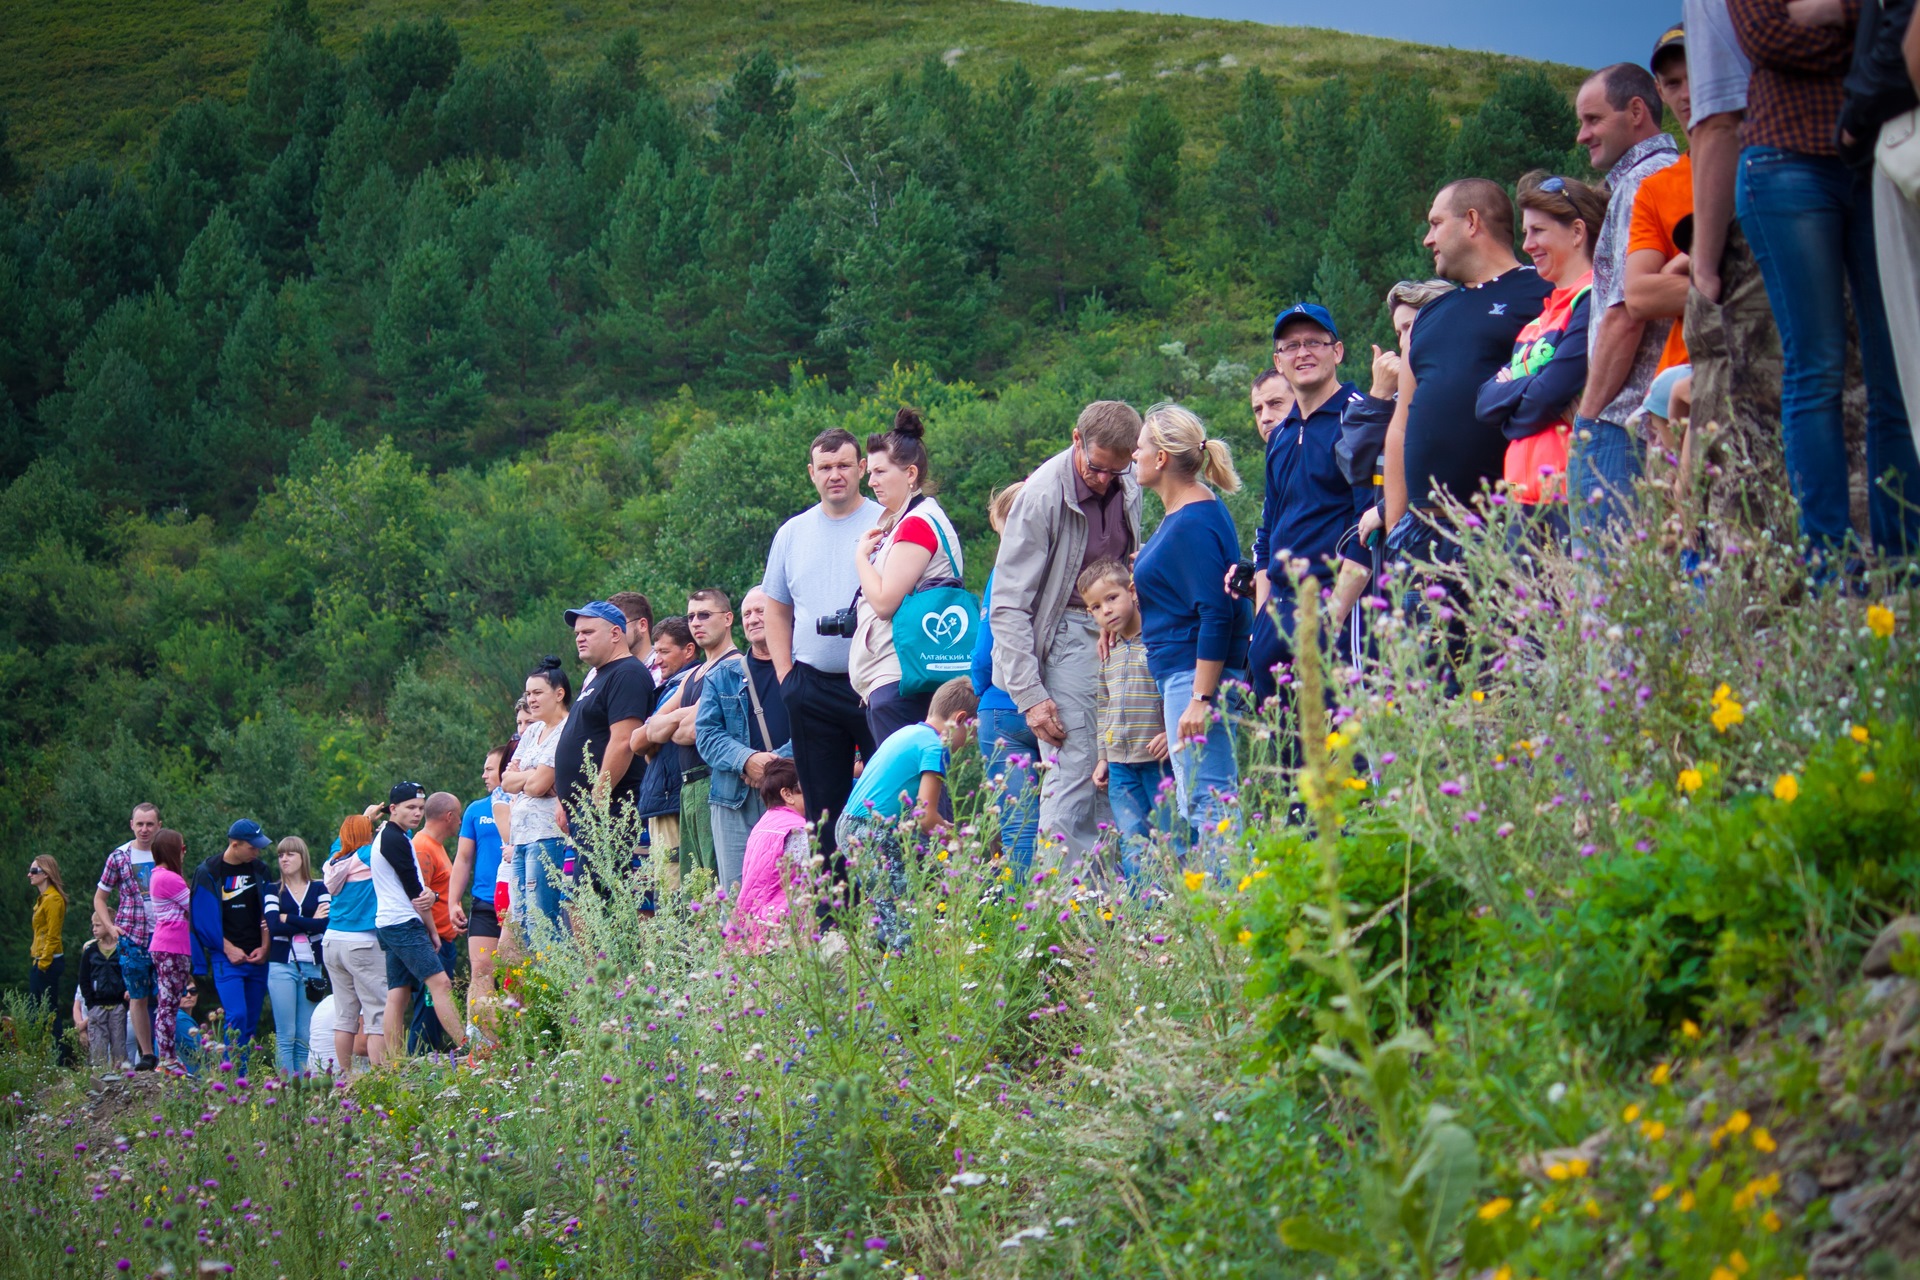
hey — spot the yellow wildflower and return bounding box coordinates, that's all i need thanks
[1567,1157,1591,1178]
[1650,1062,1672,1086]
[1682,1019,1702,1039]
[1493,1268,1513,1280]
[1711,1269,1736,1280]
[1546,1162,1570,1181]
[1343,776,1367,790]
[1477,1197,1513,1221]
[1214,817,1232,834]
[1236,928,1252,946]
[1621,1103,1641,1123]
[1772,775,1799,803]
[1752,1127,1776,1153]
[1183,870,1206,892]
[1850,724,1870,743]
[1325,730,1347,751]
[1860,770,1877,785]
[1730,1250,1750,1275]
[1640,1119,1666,1141]
[1099,908,1113,921]
[1762,1209,1782,1233]
[1711,682,1732,705]
[1678,768,1704,794]
[1866,603,1896,638]
[1471,690,1486,703]
[1583,1197,1601,1219]
[1710,699,1745,733]
[1237,875,1252,893]
[1726,1110,1751,1134]
[1679,1190,1695,1211]
[1651,1182,1673,1202]
[1067,899,1079,913]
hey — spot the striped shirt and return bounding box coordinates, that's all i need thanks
[1097,634,1163,765]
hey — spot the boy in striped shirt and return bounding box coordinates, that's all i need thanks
[1079,560,1176,878]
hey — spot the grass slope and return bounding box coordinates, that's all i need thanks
[3,0,1580,169]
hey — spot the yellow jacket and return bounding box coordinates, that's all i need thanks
[30,889,65,969]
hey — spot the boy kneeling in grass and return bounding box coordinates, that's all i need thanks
[1078,559,1175,880]
[834,677,978,954]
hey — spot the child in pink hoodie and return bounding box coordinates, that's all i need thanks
[727,759,811,953]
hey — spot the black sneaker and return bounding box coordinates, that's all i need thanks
[135,1054,158,1073]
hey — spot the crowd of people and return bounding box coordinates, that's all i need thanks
[22,1,1920,1078]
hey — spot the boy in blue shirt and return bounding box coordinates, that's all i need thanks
[834,677,979,953]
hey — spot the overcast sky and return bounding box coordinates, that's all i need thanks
[1025,0,1681,69]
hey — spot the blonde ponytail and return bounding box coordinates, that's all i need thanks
[1200,438,1241,493]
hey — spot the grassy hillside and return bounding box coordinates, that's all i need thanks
[1,0,1579,167]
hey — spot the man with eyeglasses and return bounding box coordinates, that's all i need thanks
[1571,63,1680,544]
[990,400,1144,859]
[1240,304,1374,704]
[553,600,657,895]
[658,588,740,881]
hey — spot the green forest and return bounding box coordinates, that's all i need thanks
[0,0,1588,966]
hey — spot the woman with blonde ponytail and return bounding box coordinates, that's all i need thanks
[1130,403,1250,860]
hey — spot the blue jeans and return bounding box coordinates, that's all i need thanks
[1106,758,1175,880]
[407,940,459,1054]
[266,958,322,1074]
[521,837,570,947]
[1568,416,1645,554]
[1738,146,1920,558]
[1156,668,1239,863]
[209,955,267,1068]
[978,705,1040,876]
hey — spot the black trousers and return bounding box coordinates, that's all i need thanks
[779,662,876,859]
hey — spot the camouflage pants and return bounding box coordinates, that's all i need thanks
[1683,224,1792,540]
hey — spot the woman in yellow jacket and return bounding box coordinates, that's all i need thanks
[28,855,68,1037]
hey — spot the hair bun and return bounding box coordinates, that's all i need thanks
[892,407,925,439]
[539,654,563,670]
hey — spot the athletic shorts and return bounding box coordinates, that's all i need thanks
[467,902,501,940]
[116,935,156,1001]
[323,935,387,1037]
[377,920,445,988]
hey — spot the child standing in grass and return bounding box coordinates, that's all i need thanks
[729,757,811,953]
[834,677,979,953]
[77,917,129,1071]
[1078,559,1176,878]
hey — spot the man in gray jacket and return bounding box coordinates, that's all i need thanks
[990,401,1144,858]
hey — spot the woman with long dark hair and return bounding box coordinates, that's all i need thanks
[265,836,329,1075]
[503,656,573,945]
[849,408,965,745]
[147,829,195,1068]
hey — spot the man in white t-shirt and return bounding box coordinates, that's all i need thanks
[760,427,882,866]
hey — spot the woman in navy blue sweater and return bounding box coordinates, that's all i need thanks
[1131,402,1248,858]
[264,837,329,1076]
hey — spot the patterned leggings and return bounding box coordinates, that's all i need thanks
[151,951,193,1063]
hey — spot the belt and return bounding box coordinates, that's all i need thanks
[681,765,712,784]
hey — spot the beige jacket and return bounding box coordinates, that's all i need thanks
[849,496,964,699]
[988,447,1142,711]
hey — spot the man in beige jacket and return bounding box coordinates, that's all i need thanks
[989,401,1144,858]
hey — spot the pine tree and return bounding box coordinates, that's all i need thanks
[433,39,552,162]
[177,206,267,370]
[245,135,321,277]
[722,204,827,388]
[1445,70,1583,186]
[1001,86,1139,319]
[1124,93,1184,239]
[478,233,568,396]
[372,238,484,458]
[822,177,990,383]
[356,18,463,116]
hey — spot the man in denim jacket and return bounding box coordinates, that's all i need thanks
[695,587,793,895]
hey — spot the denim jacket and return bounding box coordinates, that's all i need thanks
[694,652,793,810]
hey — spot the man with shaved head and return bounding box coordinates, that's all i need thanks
[407,791,462,1051]
[1378,177,1551,687]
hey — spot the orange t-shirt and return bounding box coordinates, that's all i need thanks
[412,831,454,939]
[1627,153,1692,373]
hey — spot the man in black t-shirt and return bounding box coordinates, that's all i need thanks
[554,600,657,887]
[187,819,273,1056]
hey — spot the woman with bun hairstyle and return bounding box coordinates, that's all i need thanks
[849,408,966,745]
[1131,403,1250,860]
[502,656,572,946]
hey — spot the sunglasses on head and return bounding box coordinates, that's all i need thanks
[1538,176,1569,194]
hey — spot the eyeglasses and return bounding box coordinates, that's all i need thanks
[688,610,721,623]
[1276,338,1336,356]
[1076,444,1133,479]
[1538,176,1569,194]
[27,867,45,876]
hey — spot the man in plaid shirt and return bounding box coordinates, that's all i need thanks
[92,802,161,1070]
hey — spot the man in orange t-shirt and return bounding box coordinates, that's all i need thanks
[408,793,463,1051]
[1625,25,1696,449]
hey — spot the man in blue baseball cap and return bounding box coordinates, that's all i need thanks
[554,599,657,903]
[1233,302,1375,704]
[186,818,275,1067]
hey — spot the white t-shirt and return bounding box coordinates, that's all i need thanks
[370,822,430,929]
[509,717,566,845]
[1684,0,1752,126]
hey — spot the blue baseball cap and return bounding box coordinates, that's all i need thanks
[227,819,271,849]
[563,600,627,630]
[1272,302,1341,343]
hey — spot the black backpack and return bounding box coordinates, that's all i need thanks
[84,942,128,1006]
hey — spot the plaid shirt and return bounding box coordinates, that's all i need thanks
[97,841,154,946]
[1727,0,1860,155]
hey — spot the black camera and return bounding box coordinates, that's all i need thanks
[816,608,859,638]
[1228,561,1258,599]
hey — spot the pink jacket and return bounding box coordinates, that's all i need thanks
[728,806,809,953]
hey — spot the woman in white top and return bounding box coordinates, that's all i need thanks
[502,657,571,946]
[849,408,964,746]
